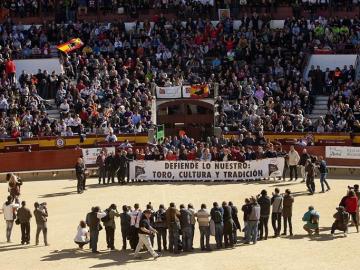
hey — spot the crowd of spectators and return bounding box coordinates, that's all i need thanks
[135,133,285,162]
[214,14,360,133]
[1,7,360,138]
[1,1,358,21]
[306,64,360,132]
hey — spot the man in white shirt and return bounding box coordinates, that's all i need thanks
[2,196,20,242]
[288,145,300,181]
[105,130,117,143]
[59,99,70,118]
[129,203,142,250]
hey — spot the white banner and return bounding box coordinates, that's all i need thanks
[82,147,115,165]
[129,158,285,181]
[156,86,182,99]
[325,146,360,159]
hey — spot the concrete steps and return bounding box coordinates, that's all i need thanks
[308,95,329,121]
[45,99,60,121]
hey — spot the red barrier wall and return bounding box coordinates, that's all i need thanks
[1,146,360,173]
[281,145,360,167]
[0,149,82,173]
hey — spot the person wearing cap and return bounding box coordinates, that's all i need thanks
[257,189,271,240]
[331,206,349,236]
[302,206,320,236]
[134,209,160,260]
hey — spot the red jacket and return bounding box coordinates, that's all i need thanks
[345,196,359,213]
[166,154,177,161]
[5,60,16,74]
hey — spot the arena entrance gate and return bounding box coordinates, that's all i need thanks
[156,100,214,140]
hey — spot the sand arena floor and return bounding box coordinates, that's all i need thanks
[0,177,359,270]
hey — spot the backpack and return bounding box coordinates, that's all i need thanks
[101,209,110,223]
[213,210,222,223]
[340,211,350,225]
[155,210,165,224]
[180,210,191,226]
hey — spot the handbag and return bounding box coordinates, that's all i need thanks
[15,219,20,225]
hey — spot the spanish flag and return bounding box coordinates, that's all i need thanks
[57,38,84,53]
[189,84,210,98]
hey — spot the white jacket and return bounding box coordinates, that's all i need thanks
[2,202,19,221]
[288,150,300,166]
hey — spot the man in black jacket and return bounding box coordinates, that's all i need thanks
[105,152,116,184]
[222,201,234,248]
[115,150,130,185]
[86,206,106,253]
[229,201,241,244]
[17,201,32,245]
[120,205,131,250]
[257,189,271,240]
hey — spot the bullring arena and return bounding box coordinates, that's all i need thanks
[0,176,359,270]
[2,1,360,270]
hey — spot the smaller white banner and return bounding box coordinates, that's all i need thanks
[325,146,360,159]
[82,147,115,165]
[156,86,182,99]
[182,85,191,98]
